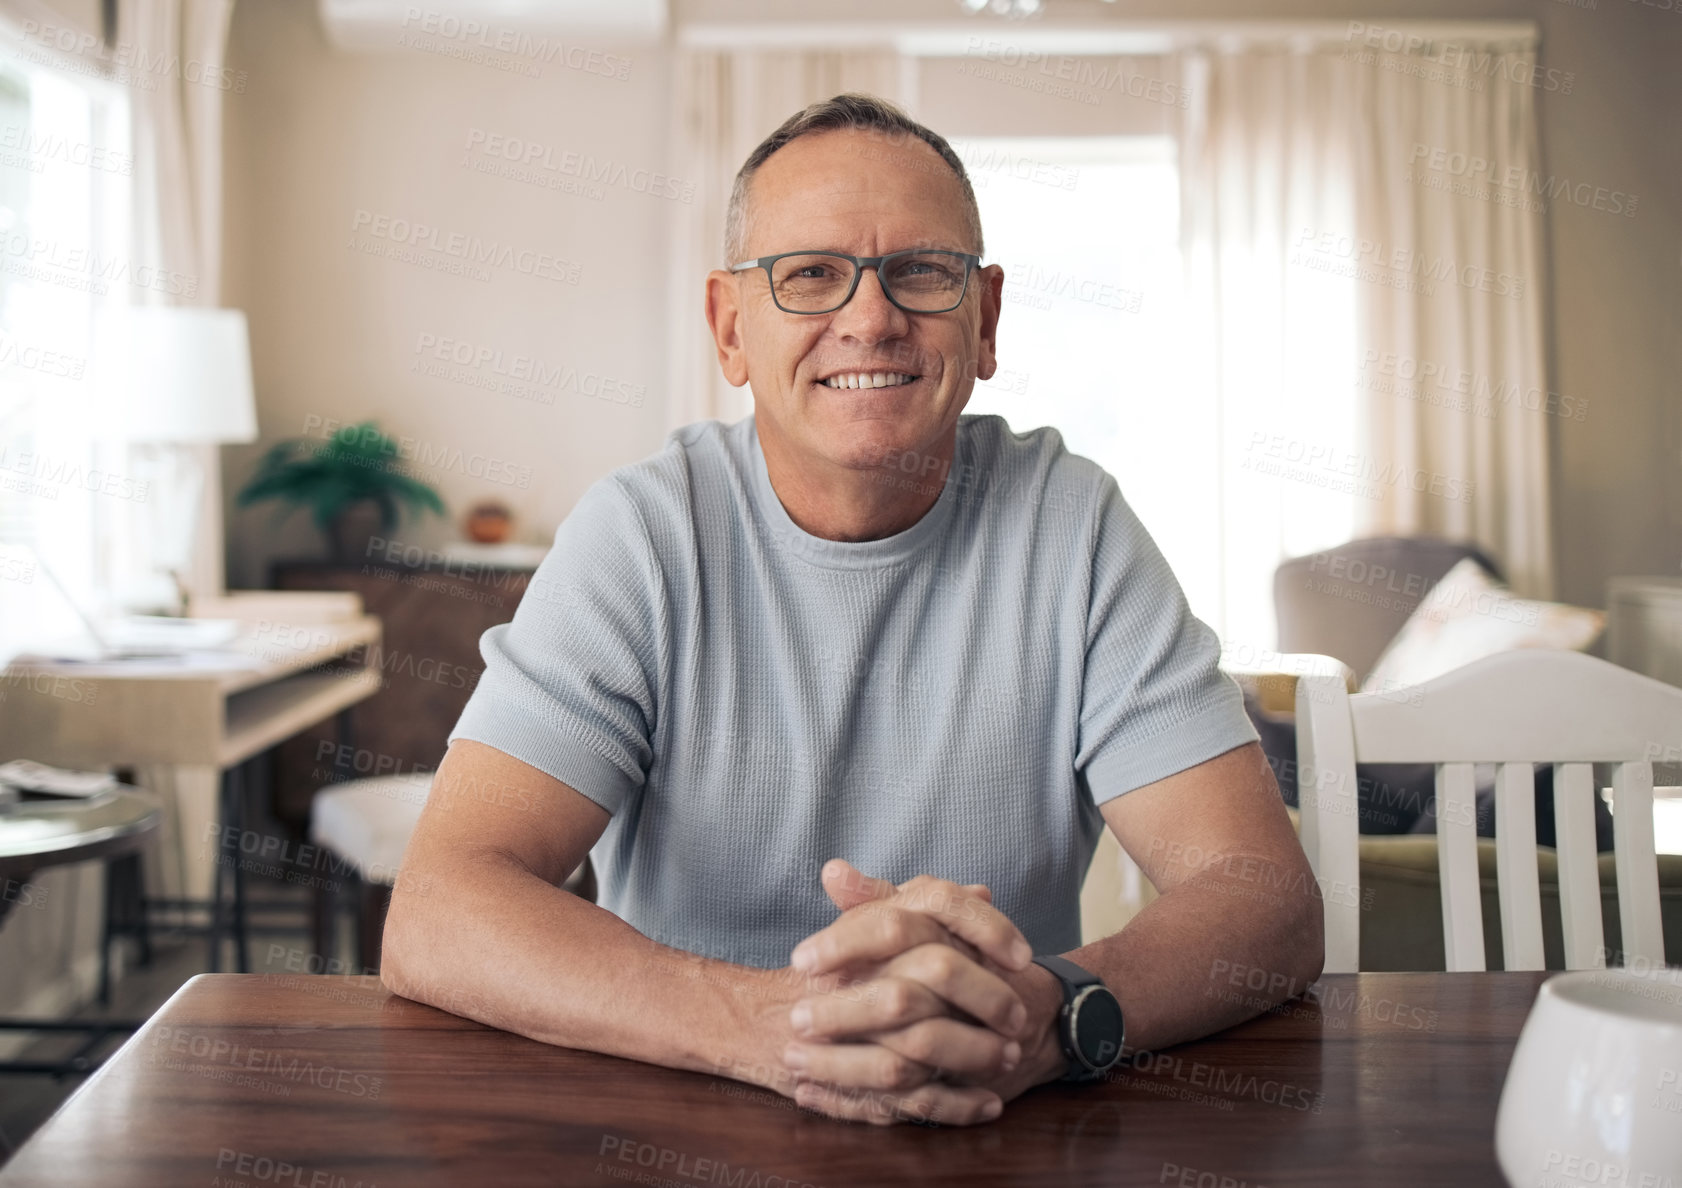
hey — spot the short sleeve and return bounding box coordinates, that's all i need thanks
[1075,475,1258,805]
[448,476,662,814]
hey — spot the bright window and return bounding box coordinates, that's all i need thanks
[0,44,134,660]
[959,135,1356,644]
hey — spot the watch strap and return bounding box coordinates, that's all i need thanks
[1032,953,1102,993]
[1031,955,1120,1083]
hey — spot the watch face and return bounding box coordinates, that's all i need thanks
[1072,987,1125,1071]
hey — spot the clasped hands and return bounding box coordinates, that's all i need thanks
[764,858,1064,1127]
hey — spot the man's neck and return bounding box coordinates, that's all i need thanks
[758,423,953,543]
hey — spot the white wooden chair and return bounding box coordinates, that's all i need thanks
[1295,649,1682,973]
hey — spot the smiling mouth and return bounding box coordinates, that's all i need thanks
[818,372,922,390]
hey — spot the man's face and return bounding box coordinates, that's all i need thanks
[706,127,1003,474]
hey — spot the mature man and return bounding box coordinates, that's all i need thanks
[381,92,1323,1127]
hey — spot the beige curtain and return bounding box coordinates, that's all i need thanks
[664,48,907,433]
[1351,38,1553,598]
[1178,33,1553,612]
[121,0,237,604]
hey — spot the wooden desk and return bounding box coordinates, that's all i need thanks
[0,609,384,971]
[0,614,383,770]
[0,971,1550,1186]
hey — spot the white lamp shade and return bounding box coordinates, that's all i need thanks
[92,307,259,443]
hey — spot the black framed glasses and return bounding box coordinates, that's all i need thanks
[729,249,984,315]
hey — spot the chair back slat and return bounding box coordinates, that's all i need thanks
[1493,762,1544,970]
[1435,763,1486,971]
[1295,667,1360,973]
[1553,762,1606,969]
[1611,761,1664,966]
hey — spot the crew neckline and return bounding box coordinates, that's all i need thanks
[745,416,963,570]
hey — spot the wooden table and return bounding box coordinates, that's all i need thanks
[0,971,1548,1186]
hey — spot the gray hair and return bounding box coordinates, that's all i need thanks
[723,92,985,266]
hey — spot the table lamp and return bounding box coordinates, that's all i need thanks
[91,307,259,615]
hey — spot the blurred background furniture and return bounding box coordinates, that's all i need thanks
[1296,650,1682,973]
[1242,536,1611,846]
[308,773,432,972]
[1274,536,1505,685]
[308,772,594,973]
[269,555,535,833]
[0,602,382,973]
[0,786,159,1076]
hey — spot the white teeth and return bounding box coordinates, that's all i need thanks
[822,372,917,389]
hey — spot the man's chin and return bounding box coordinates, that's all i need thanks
[812,421,929,473]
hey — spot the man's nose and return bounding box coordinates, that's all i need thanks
[831,266,909,341]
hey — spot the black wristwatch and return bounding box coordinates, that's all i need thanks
[1031,954,1125,1083]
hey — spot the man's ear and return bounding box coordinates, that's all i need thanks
[704,269,750,387]
[971,263,1005,383]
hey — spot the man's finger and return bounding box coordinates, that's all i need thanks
[788,1017,1018,1081]
[792,1078,1002,1127]
[881,943,1028,1038]
[793,900,948,973]
[896,874,1031,970]
[792,975,949,1038]
[795,877,1028,974]
[820,858,897,913]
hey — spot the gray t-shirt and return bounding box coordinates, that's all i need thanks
[449,413,1257,969]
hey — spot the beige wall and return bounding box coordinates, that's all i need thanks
[220,0,673,585]
[222,0,1680,608]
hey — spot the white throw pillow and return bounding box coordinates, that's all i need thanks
[1361,558,1604,693]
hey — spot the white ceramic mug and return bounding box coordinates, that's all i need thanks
[1496,966,1682,1187]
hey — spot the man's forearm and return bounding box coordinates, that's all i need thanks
[1057,855,1325,1055]
[381,853,800,1082]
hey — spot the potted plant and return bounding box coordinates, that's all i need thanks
[237,421,446,562]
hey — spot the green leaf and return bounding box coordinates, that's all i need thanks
[234,419,447,538]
